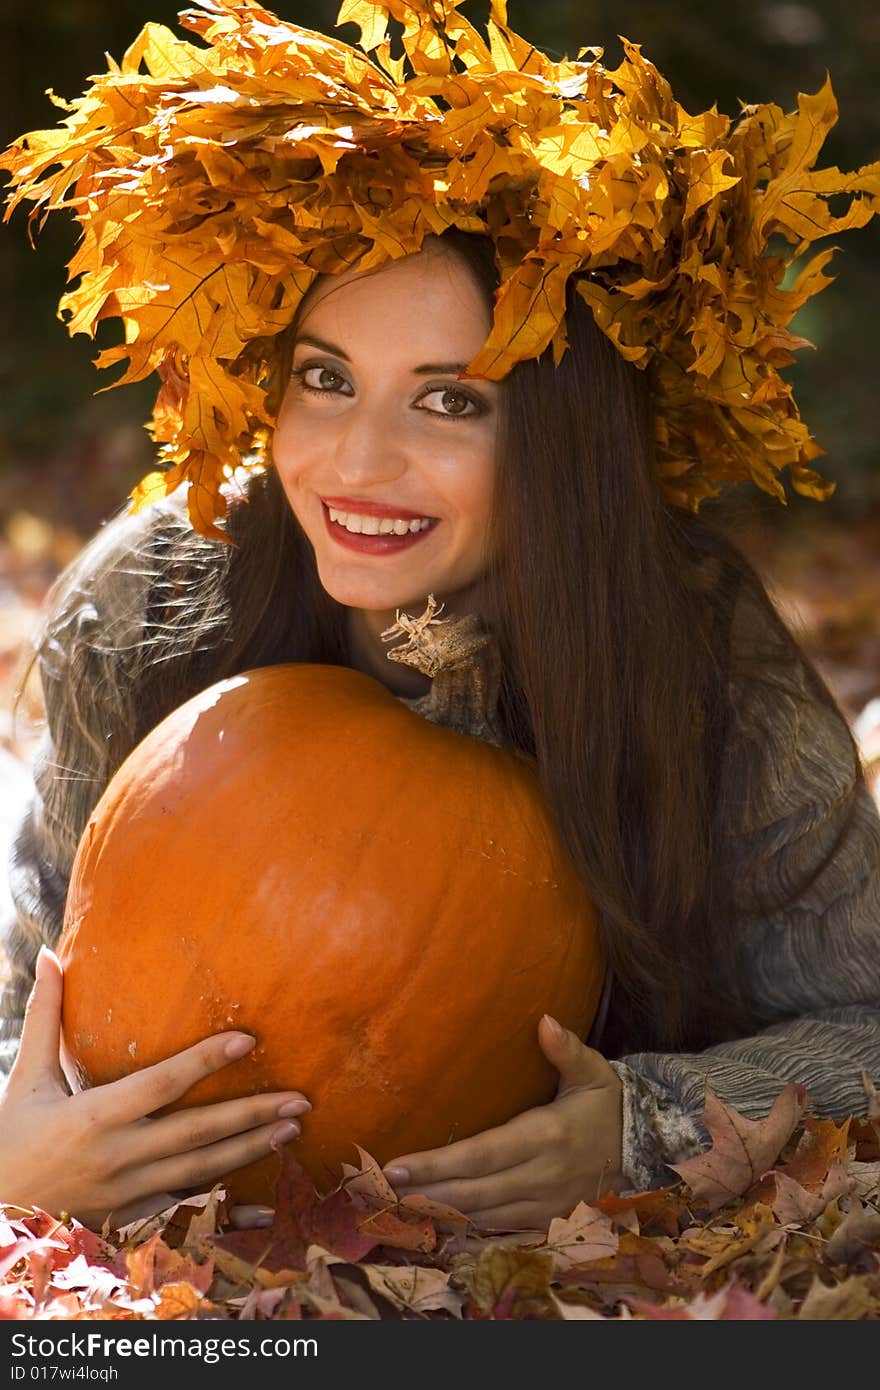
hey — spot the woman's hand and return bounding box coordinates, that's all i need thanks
[380,1014,624,1232]
[0,946,310,1233]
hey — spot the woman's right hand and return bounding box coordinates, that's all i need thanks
[0,945,311,1233]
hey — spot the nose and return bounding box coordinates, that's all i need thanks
[331,396,408,489]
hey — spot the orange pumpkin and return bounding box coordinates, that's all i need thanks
[58,662,604,1205]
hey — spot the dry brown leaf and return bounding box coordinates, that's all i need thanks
[544,1201,619,1273]
[671,1084,806,1212]
[797,1274,877,1320]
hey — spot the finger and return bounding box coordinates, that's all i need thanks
[86,1032,263,1126]
[227,1205,275,1230]
[395,1160,542,1216]
[468,1202,548,1234]
[385,1108,554,1189]
[538,1018,615,1094]
[125,1093,310,1165]
[7,946,66,1093]
[117,1117,302,1203]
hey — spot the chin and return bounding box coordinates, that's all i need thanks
[314,566,440,614]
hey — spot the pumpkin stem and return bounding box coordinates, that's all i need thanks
[380,594,504,747]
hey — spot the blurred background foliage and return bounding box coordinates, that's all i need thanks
[0,0,878,534]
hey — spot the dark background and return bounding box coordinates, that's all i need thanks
[1,0,878,533]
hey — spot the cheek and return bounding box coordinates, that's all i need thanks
[451,442,495,532]
[272,399,318,487]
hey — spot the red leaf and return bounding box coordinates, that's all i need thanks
[211,1150,380,1274]
[593,1186,685,1237]
[355,1206,436,1253]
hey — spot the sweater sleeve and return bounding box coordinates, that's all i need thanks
[0,504,158,1079]
[609,590,880,1192]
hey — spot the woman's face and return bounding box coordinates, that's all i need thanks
[272,244,500,615]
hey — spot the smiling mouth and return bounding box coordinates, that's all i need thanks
[321,502,440,554]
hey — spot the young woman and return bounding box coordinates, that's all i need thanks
[1,228,878,1235]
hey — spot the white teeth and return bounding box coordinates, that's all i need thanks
[327,506,434,535]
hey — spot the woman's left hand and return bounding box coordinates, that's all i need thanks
[381,1013,625,1233]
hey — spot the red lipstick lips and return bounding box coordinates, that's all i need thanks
[321,501,438,555]
[321,495,434,521]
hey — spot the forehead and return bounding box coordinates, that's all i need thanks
[295,247,491,352]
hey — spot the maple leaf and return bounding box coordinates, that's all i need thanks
[358,1262,464,1317]
[544,1201,618,1273]
[341,1145,463,1237]
[670,1084,807,1213]
[771,1163,853,1227]
[210,1149,381,1274]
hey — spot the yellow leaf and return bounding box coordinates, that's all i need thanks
[463,253,579,379]
[336,0,389,52]
[121,23,209,80]
[684,150,741,222]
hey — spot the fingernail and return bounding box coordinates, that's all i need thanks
[270,1120,301,1144]
[277,1099,311,1118]
[224,1034,256,1060]
[35,944,57,976]
[543,1013,566,1042]
[383,1166,410,1185]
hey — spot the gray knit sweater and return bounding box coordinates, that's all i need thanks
[3,491,880,1193]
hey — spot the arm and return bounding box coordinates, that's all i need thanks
[0,495,310,1229]
[0,502,160,1079]
[609,599,880,1192]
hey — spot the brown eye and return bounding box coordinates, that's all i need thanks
[293,364,352,396]
[418,386,483,418]
[306,367,344,389]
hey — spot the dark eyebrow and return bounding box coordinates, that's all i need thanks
[293,332,476,378]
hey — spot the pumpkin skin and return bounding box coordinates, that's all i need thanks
[58,663,605,1206]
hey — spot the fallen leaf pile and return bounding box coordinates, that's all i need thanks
[3,1084,879,1320]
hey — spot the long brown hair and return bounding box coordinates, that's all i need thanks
[21,227,865,1054]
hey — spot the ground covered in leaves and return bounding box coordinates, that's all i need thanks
[1,494,880,1320]
[2,1085,880,1320]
